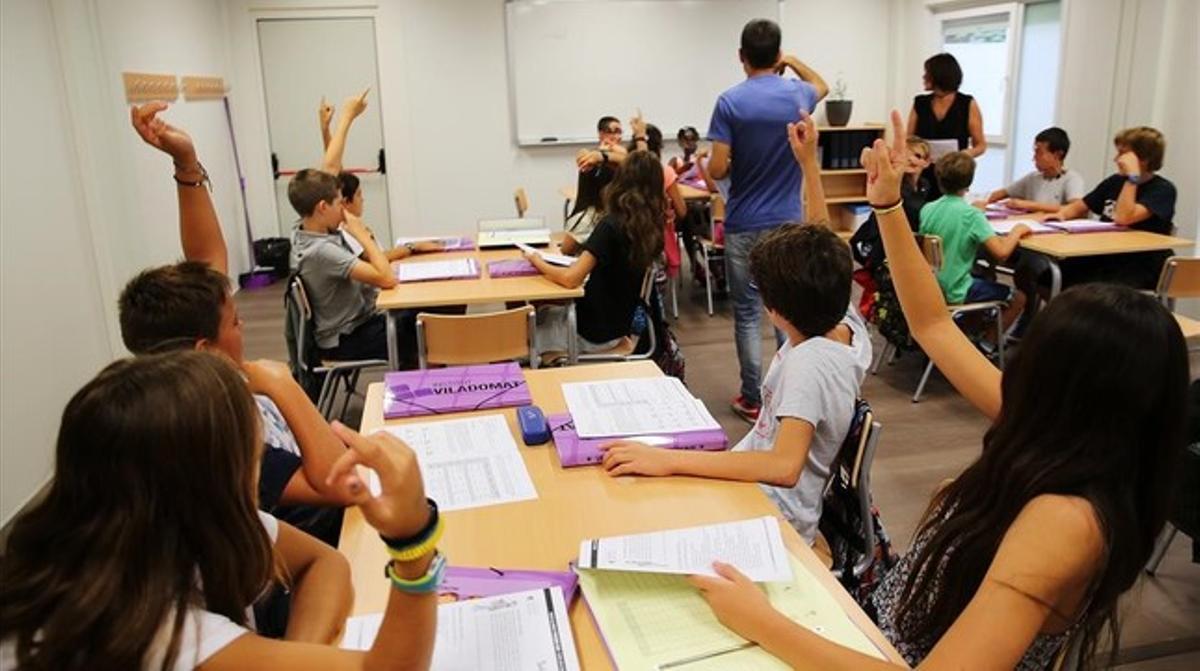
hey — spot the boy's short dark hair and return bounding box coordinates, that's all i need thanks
[287,169,339,218]
[337,171,360,202]
[750,224,851,338]
[924,53,963,92]
[677,126,699,142]
[118,261,229,354]
[935,151,975,194]
[740,19,782,70]
[1114,126,1166,172]
[597,116,620,132]
[1035,127,1071,158]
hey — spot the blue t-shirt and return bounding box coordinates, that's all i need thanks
[707,75,818,233]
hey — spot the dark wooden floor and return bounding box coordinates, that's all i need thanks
[237,275,1198,669]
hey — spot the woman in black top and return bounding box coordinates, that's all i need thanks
[908,53,985,200]
[907,53,986,157]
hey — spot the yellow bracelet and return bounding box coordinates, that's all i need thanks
[386,515,445,562]
[871,200,904,217]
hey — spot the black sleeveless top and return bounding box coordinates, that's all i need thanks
[912,92,974,149]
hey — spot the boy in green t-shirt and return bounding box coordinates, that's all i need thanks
[919,152,1031,332]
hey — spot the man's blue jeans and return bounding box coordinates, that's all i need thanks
[725,228,786,406]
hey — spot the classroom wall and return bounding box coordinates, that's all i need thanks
[0,0,118,524]
[226,0,896,241]
[0,0,251,525]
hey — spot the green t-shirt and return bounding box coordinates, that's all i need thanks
[918,195,994,304]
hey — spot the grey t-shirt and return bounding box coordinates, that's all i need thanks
[1006,169,1085,205]
[291,228,379,349]
[732,308,872,543]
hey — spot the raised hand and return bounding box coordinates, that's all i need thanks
[785,110,819,166]
[319,96,335,129]
[630,108,647,138]
[341,88,370,122]
[860,109,907,207]
[325,422,430,540]
[130,102,196,163]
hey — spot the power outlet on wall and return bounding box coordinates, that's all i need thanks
[122,72,179,103]
[182,75,227,101]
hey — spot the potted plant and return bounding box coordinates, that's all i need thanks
[825,76,852,127]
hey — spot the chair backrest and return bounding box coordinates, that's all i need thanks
[416,306,536,368]
[920,234,943,272]
[478,216,544,232]
[822,398,883,579]
[287,274,316,374]
[1156,256,1200,300]
[514,187,529,218]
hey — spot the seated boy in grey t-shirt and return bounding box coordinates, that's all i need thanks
[978,126,1084,214]
[597,224,871,544]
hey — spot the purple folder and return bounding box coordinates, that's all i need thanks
[383,362,531,419]
[438,236,475,251]
[985,207,1026,220]
[549,413,728,468]
[487,258,540,278]
[1048,220,1124,234]
[441,566,579,603]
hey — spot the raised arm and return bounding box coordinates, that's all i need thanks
[787,112,829,224]
[322,89,369,175]
[576,143,630,172]
[778,55,829,101]
[202,427,438,671]
[131,103,228,275]
[319,97,334,151]
[868,110,1001,419]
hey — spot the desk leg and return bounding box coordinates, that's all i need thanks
[567,302,579,365]
[385,310,399,370]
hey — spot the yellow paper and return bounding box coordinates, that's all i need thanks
[576,555,884,670]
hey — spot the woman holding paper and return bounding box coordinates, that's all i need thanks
[0,352,443,671]
[688,112,1186,670]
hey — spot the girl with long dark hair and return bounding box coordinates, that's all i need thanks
[528,149,666,356]
[0,351,441,670]
[686,112,1187,669]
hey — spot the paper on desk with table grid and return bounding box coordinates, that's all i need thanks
[577,516,792,582]
[342,586,580,671]
[576,553,883,670]
[562,377,721,438]
[362,414,536,512]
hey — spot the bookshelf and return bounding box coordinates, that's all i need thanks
[817,124,885,229]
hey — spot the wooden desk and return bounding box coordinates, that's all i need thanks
[1018,230,1192,296]
[1176,313,1200,341]
[340,362,904,668]
[376,240,583,368]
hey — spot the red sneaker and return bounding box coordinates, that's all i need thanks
[730,395,761,424]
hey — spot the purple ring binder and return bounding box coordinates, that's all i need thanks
[384,363,532,419]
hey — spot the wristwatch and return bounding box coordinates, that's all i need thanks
[1126,174,1141,184]
[404,242,417,253]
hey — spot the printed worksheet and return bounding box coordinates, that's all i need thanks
[395,258,479,283]
[575,554,884,670]
[576,516,792,583]
[991,219,1058,235]
[515,242,576,267]
[343,587,581,671]
[561,377,721,438]
[363,414,537,512]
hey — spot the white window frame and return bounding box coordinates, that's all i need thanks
[933,2,1024,181]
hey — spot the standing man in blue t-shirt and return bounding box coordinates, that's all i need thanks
[707,18,828,422]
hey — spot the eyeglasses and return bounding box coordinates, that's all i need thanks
[603,126,622,135]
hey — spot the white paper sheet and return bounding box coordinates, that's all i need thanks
[562,377,721,438]
[576,516,793,583]
[478,228,553,247]
[515,242,576,267]
[991,218,1058,235]
[927,138,960,160]
[395,258,479,283]
[364,414,537,512]
[342,587,581,671]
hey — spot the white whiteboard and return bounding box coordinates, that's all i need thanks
[506,0,781,146]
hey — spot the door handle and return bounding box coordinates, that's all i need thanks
[271,152,280,180]
[378,148,386,175]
